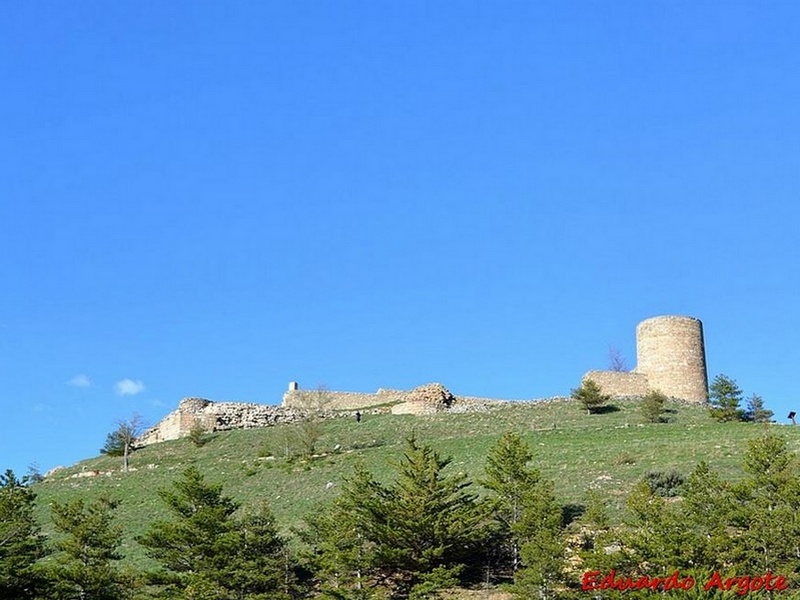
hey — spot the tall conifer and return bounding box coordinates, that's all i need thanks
[0,470,48,599]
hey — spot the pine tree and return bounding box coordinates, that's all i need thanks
[139,466,293,599]
[300,465,381,599]
[571,489,618,582]
[744,393,774,423]
[48,496,134,600]
[611,438,800,589]
[376,436,486,597]
[512,485,564,599]
[225,503,294,600]
[0,470,48,599]
[478,432,566,597]
[571,379,610,415]
[708,374,745,422]
[304,436,487,599]
[480,432,541,575]
[734,435,800,579]
[679,461,736,570]
[640,390,668,423]
[621,481,685,575]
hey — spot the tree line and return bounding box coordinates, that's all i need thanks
[4,430,799,599]
[573,373,774,424]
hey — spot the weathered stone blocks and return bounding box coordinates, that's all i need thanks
[583,315,708,403]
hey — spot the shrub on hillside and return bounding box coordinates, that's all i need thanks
[644,470,686,497]
[187,419,209,447]
[641,390,668,423]
[744,394,774,423]
[571,379,611,415]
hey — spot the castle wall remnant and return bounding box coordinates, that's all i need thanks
[583,315,708,403]
[281,387,407,411]
[137,397,315,446]
[582,370,649,397]
[138,383,511,446]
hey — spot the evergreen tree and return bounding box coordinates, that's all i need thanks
[304,436,487,599]
[744,393,774,423]
[187,419,210,447]
[678,461,736,570]
[480,432,543,575]
[708,374,745,422]
[301,465,381,599]
[479,432,565,598]
[571,379,610,415]
[733,435,800,580]
[570,489,617,584]
[620,482,685,576]
[0,470,48,599]
[48,496,134,600]
[139,466,293,599]
[606,438,800,593]
[640,390,668,423]
[512,476,564,600]
[376,436,486,598]
[225,502,294,600]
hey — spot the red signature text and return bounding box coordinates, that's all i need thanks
[582,570,790,594]
[582,570,694,592]
[703,571,788,595]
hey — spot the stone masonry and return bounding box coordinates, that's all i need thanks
[583,315,709,403]
[137,397,310,445]
[138,315,710,446]
[138,383,515,446]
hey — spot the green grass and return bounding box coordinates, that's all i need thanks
[31,398,798,568]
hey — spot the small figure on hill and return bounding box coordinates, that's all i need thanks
[355,411,362,423]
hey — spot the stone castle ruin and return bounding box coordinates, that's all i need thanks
[583,315,708,403]
[137,382,500,446]
[138,314,709,446]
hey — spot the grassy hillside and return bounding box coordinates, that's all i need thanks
[31,397,797,569]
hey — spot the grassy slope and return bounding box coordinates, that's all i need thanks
[32,398,798,569]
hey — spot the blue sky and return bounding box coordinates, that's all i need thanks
[2,2,800,476]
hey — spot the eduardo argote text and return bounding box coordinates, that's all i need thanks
[582,570,790,595]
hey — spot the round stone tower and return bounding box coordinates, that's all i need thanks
[635,315,708,403]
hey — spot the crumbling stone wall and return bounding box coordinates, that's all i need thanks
[138,383,526,446]
[281,387,406,410]
[137,398,318,446]
[582,370,649,397]
[283,382,462,416]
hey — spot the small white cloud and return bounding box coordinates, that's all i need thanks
[115,378,145,396]
[67,374,92,388]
